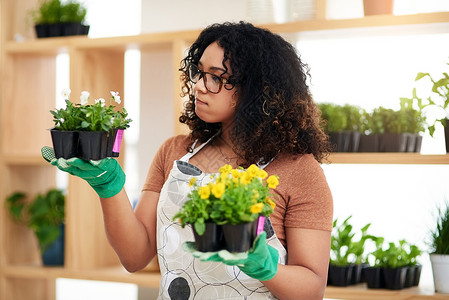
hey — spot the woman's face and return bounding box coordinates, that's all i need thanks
[193,42,237,126]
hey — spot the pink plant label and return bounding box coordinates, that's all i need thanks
[257,216,266,235]
[113,129,124,153]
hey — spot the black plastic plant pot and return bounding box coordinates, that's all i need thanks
[62,22,82,36]
[413,264,422,286]
[42,224,65,266]
[415,135,423,153]
[78,131,109,160]
[364,267,385,289]
[51,129,79,159]
[404,266,415,288]
[106,129,118,157]
[406,133,417,152]
[48,23,63,37]
[350,264,363,285]
[383,267,407,290]
[379,133,408,152]
[358,134,379,152]
[327,264,353,287]
[81,24,90,35]
[35,24,49,38]
[192,223,224,252]
[222,220,258,253]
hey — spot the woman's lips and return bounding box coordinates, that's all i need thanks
[195,98,207,105]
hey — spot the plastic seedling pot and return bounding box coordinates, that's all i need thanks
[222,219,259,253]
[192,222,224,252]
[51,129,79,159]
[78,131,108,160]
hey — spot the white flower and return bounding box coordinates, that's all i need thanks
[110,91,121,104]
[95,98,106,106]
[62,88,71,99]
[80,91,90,105]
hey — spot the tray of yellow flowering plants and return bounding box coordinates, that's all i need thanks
[173,164,279,253]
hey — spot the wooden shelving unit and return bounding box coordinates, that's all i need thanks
[328,153,449,165]
[1,0,448,299]
[325,285,449,300]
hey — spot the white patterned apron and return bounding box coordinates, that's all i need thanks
[156,138,287,300]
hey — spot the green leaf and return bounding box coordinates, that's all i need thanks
[415,72,429,81]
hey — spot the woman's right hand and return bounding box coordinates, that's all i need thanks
[41,146,125,198]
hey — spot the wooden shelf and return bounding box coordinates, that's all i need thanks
[5,12,449,54]
[3,265,160,288]
[325,284,447,300]
[3,154,49,166]
[327,153,449,164]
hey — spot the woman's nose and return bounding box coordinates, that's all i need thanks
[193,76,208,93]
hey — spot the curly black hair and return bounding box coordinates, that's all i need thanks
[179,21,330,164]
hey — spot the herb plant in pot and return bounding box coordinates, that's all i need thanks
[5,189,65,266]
[30,0,89,38]
[174,164,278,253]
[50,88,132,160]
[380,240,410,290]
[328,216,374,286]
[318,103,348,152]
[364,236,386,289]
[428,202,449,294]
[358,108,383,152]
[413,61,449,152]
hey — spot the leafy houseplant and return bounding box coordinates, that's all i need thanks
[50,88,132,160]
[428,202,449,293]
[328,216,374,286]
[173,164,278,252]
[31,0,89,38]
[319,103,365,152]
[366,239,422,290]
[5,189,65,266]
[412,61,449,152]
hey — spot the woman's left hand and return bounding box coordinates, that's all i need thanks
[184,231,279,281]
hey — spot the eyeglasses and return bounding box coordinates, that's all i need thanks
[187,63,234,94]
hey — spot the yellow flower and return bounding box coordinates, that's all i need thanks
[211,182,225,198]
[240,172,252,185]
[188,177,197,187]
[247,164,260,178]
[267,175,279,189]
[198,186,210,199]
[258,169,268,179]
[219,172,228,182]
[267,198,276,209]
[231,169,240,178]
[250,203,264,214]
[219,164,232,174]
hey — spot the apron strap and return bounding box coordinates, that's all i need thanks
[179,135,214,162]
[180,131,276,168]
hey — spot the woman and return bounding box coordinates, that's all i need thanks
[42,21,333,299]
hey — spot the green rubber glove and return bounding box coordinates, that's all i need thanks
[184,231,279,281]
[41,146,125,198]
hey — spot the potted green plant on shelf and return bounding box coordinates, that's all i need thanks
[174,164,278,253]
[50,88,132,160]
[318,103,347,152]
[5,189,65,266]
[413,60,449,152]
[358,108,383,152]
[399,96,427,152]
[328,215,374,286]
[30,0,89,38]
[365,238,422,290]
[428,201,449,294]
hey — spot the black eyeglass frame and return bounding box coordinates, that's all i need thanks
[187,63,236,94]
